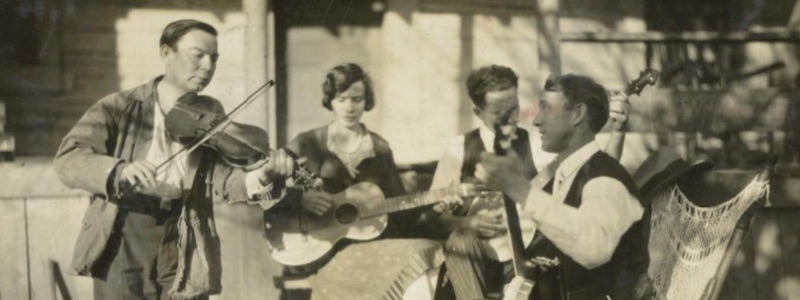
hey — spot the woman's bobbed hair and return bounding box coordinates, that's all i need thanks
[322,63,375,111]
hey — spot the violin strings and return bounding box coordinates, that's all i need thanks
[154,80,276,174]
[115,80,277,199]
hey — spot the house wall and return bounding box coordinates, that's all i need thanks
[0,2,282,299]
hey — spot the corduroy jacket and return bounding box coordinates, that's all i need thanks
[54,76,256,297]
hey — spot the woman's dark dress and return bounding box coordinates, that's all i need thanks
[280,126,443,300]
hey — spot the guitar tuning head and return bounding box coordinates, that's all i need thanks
[644,69,660,85]
[626,69,661,97]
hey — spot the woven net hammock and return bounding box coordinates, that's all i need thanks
[647,176,770,300]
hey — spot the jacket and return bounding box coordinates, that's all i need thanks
[54,76,255,298]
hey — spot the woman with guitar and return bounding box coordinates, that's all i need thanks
[268,63,443,299]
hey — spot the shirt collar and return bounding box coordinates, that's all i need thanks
[131,75,164,104]
[556,142,600,180]
[478,124,496,153]
[155,78,188,109]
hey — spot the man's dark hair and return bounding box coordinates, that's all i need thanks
[466,65,518,109]
[544,74,609,133]
[159,19,218,49]
[322,63,375,111]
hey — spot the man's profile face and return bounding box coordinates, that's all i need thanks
[534,90,574,153]
[162,29,219,93]
[474,87,520,133]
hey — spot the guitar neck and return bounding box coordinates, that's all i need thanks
[358,185,467,219]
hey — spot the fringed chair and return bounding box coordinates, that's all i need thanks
[635,147,774,300]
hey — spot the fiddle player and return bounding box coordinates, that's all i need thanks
[475,74,647,299]
[54,19,291,300]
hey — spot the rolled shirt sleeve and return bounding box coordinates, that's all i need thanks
[430,136,466,190]
[523,177,644,269]
[241,170,286,210]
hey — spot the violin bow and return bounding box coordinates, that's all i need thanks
[113,80,276,200]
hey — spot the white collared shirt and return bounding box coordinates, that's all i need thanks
[431,125,556,189]
[522,142,643,269]
[141,95,188,199]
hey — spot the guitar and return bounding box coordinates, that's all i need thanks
[263,182,495,266]
[481,69,661,299]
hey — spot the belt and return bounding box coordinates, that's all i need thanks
[114,193,182,217]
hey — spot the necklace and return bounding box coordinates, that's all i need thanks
[333,132,364,155]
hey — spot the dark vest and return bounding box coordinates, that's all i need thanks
[460,128,537,183]
[529,151,646,300]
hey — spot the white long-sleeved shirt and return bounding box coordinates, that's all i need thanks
[522,142,643,269]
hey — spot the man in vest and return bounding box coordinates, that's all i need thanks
[476,74,646,299]
[421,65,553,299]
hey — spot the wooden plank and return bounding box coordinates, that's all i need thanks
[0,158,88,199]
[0,199,30,300]
[211,202,283,300]
[62,32,118,58]
[561,30,800,43]
[537,0,560,76]
[0,65,69,95]
[420,0,539,14]
[26,196,94,300]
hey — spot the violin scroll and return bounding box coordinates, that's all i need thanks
[624,69,660,97]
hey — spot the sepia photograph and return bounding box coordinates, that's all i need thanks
[1,0,799,299]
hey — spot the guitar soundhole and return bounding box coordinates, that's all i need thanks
[334,203,358,224]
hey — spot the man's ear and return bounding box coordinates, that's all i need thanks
[160,44,172,63]
[570,103,587,127]
[472,106,482,118]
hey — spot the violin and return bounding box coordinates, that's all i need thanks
[113,81,275,200]
[112,80,323,200]
[163,93,324,192]
[165,93,269,169]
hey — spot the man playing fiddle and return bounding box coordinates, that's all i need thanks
[54,19,292,299]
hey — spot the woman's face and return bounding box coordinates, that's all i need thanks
[330,81,367,128]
